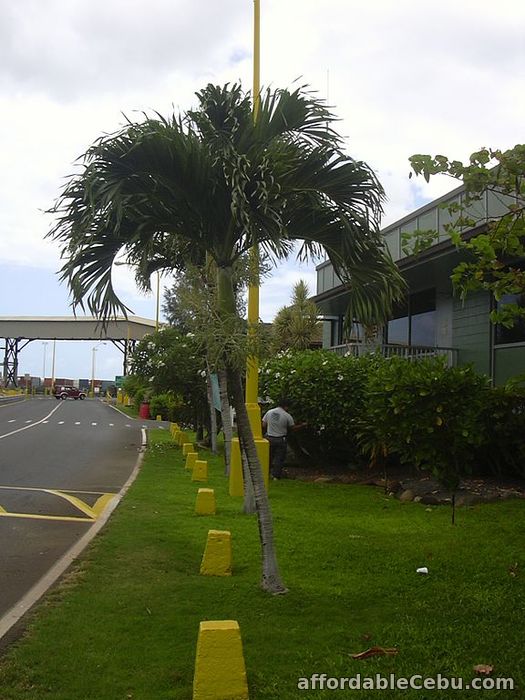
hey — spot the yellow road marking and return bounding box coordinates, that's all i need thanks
[45,490,97,519]
[0,486,118,522]
[0,485,109,494]
[0,512,93,523]
[92,493,116,517]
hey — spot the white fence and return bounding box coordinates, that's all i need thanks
[328,343,458,367]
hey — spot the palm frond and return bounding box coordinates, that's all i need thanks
[48,82,403,326]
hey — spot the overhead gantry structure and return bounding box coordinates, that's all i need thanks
[0,316,157,387]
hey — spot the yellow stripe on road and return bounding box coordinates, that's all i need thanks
[92,493,116,517]
[0,512,94,523]
[0,486,118,522]
[45,490,97,519]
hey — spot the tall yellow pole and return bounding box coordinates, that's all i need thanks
[253,0,261,120]
[230,0,270,497]
[155,272,160,331]
[245,0,262,437]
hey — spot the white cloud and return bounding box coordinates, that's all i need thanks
[1,0,524,349]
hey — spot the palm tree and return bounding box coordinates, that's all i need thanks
[49,83,405,594]
[272,279,322,351]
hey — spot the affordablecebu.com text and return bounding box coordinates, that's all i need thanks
[297,673,514,692]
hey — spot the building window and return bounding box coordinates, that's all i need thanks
[330,318,340,347]
[386,289,436,346]
[495,293,525,345]
[410,288,437,346]
[387,300,409,344]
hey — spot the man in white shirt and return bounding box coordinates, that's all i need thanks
[262,398,296,480]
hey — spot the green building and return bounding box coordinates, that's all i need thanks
[313,182,525,385]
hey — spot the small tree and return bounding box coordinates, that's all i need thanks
[163,259,253,463]
[48,83,404,594]
[128,328,207,430]
[272,280,321,351]
[405,145,525,329]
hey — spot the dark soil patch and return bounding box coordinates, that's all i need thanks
[284,461,525,505]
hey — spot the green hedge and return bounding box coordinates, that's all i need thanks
[260,350,525,480]
[149,393,182,422]
[358,356,489,487]
[479,386,525,478]
[260,350,377,466]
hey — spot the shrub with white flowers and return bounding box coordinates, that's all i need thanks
[125,327,207,426]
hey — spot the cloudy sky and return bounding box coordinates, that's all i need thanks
[1,0,524,381]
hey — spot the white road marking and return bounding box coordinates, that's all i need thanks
[109,423,114,427]
[91,422,97,426]
[75,421,81,425]
[0,430,147,642]
[7,420,16,423]
[25,420,32,424]
[42,421,49,424]
[58,421,65,425]
[125,424,131,427]
[0,402,63,440]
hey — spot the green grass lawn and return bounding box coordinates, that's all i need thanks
[114,402,139,419]
[0,430,523,699]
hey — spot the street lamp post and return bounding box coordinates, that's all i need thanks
[91,342,106,398]
[155,272,160,331]
[51,340,56,392]
[91,347,97,398]
[42,341,48,387]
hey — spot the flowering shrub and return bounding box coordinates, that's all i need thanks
[126,328,207,429]
[260,350,525,482]
[259,350,379,464]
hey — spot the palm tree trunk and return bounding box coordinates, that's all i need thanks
[241,448,256,514]
[217,264,287,594]
[218,368,233,475]
[227,365,287,594]
[205,361,218,454]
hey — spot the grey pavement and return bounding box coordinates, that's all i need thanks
[0,397,143,624]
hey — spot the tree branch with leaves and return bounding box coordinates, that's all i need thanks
[405,145,525,328]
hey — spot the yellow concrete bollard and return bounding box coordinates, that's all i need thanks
[229,438,244,498]
[193,620,248,700]
[177,431,187,446]
[192,460,208,483]
[186,452,198,472]
[229,437,270,497]
[195,488,216,515]
[183,442,194,456]
[173,430,181,443]
[200,530,232,576]
[156,414,162,422]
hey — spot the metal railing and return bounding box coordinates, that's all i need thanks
[327,342,458,367]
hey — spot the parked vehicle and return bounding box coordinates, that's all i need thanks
[53,385,86,400]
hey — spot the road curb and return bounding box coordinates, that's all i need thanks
[0,428,148,643]
[0,397,26,407]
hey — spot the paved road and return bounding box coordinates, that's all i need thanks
[0,397,144,624]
